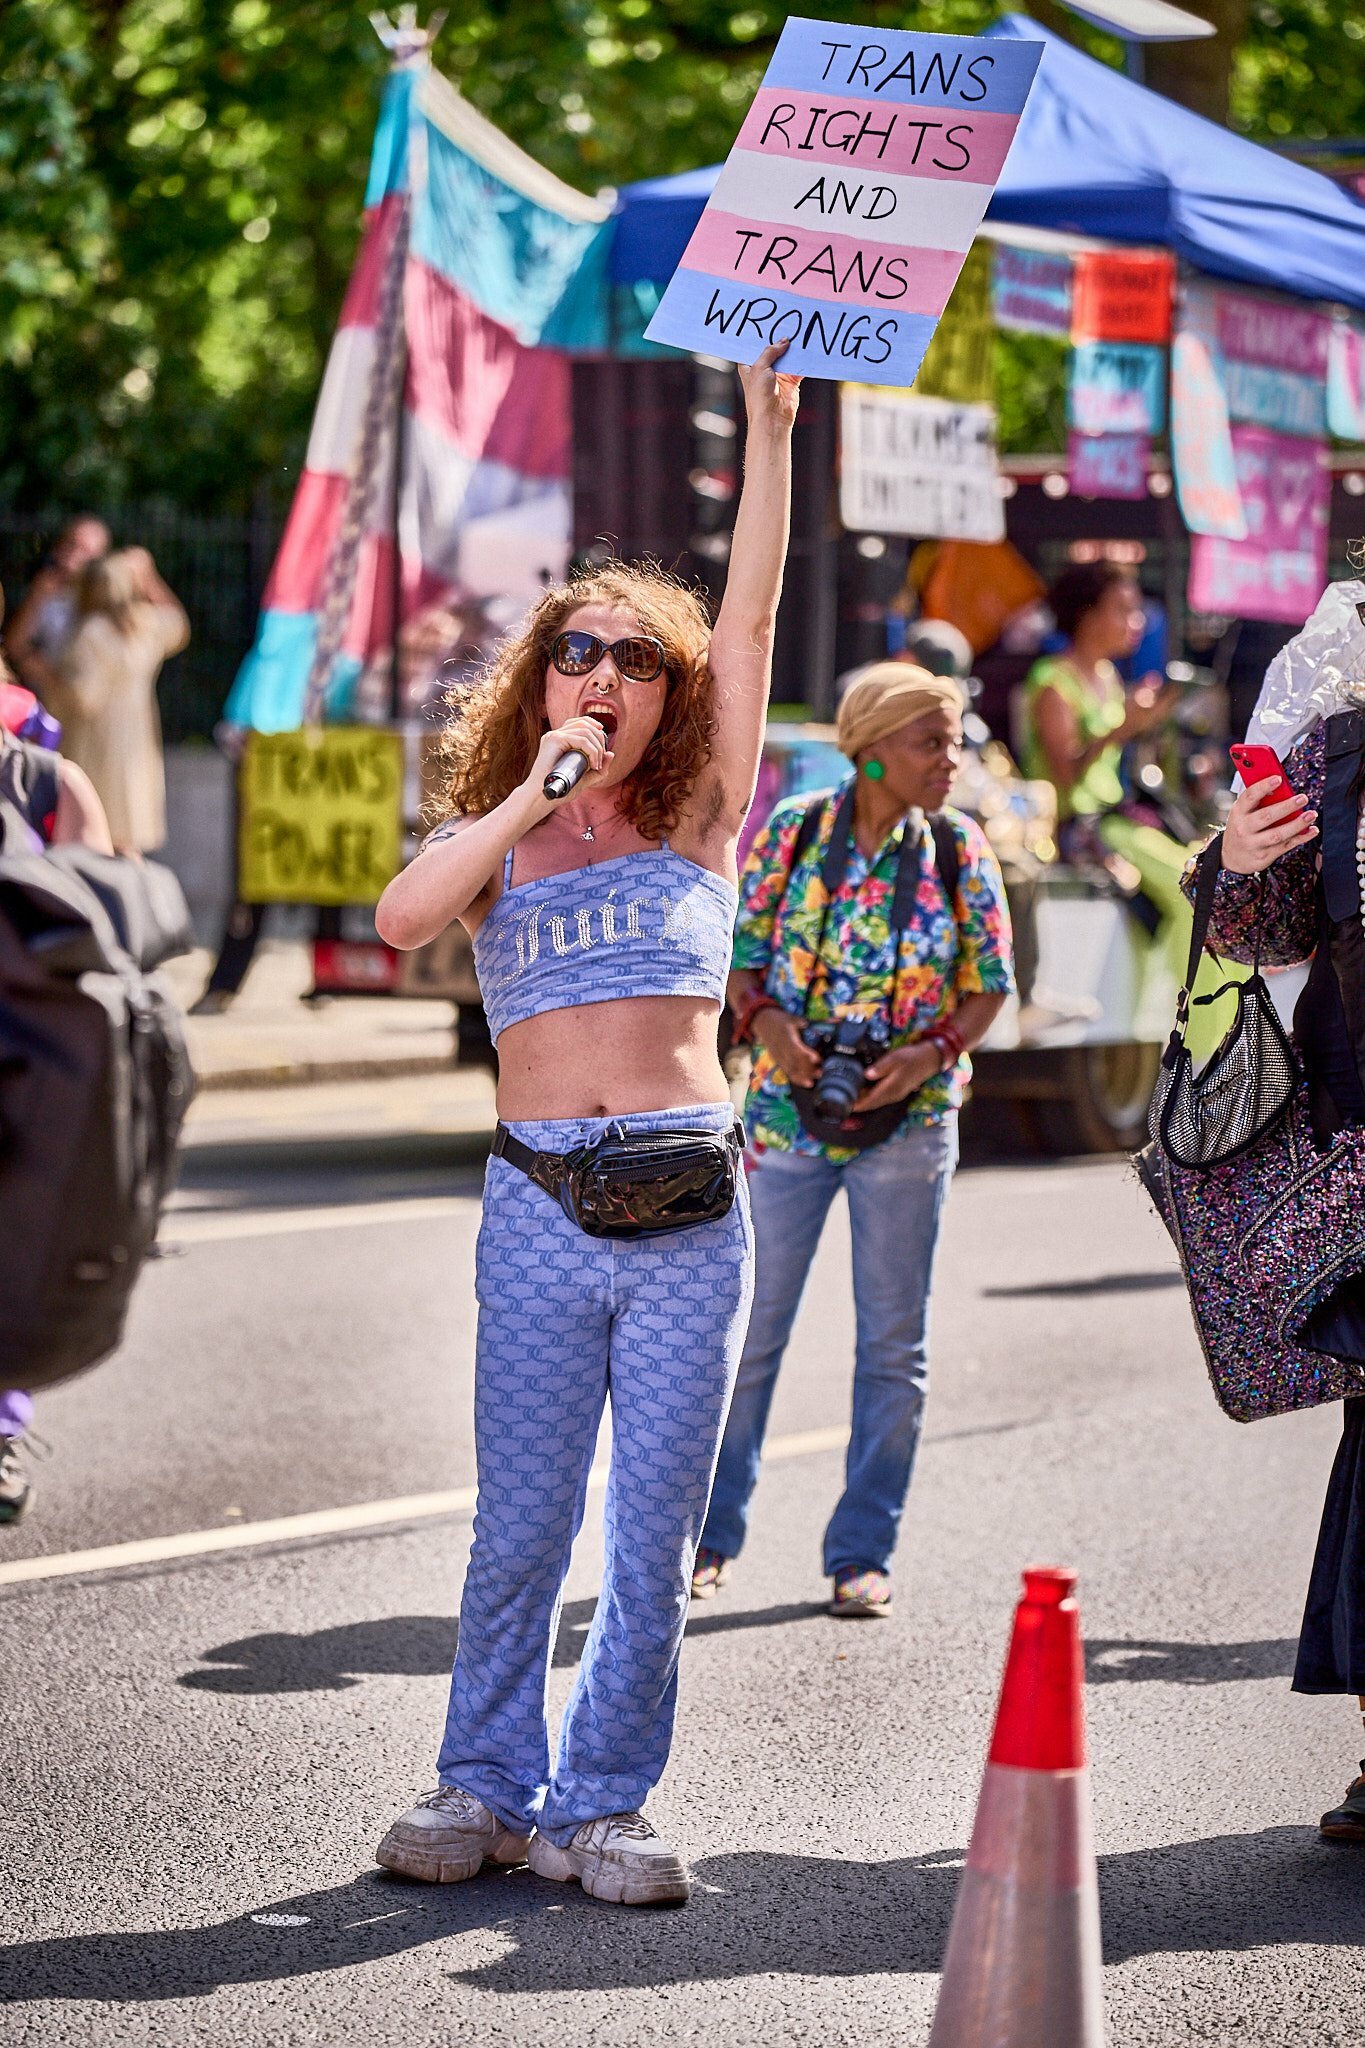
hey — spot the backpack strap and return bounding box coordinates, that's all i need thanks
[0,736,61,850]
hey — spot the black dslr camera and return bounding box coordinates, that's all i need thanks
[801,1014,894,1124]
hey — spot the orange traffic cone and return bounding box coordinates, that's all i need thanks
[927,1566,1104,2048]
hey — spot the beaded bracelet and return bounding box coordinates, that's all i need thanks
[923,1020,967,1072]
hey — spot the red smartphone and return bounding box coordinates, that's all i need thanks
[1229,742,1296,811]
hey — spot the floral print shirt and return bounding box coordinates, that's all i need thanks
[733,782,1015,1159]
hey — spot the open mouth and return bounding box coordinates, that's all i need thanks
[582,701,619,740]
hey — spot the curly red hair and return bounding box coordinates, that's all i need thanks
[437,562,715,843]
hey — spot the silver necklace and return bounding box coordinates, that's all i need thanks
[582,822,595,842]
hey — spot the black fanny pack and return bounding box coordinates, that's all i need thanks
[491,1120,743,1239]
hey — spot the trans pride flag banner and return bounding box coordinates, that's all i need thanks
[644,17,1041,384]
[226,53,610,733]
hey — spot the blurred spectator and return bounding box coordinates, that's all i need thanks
[4,515,111,692]
[1,682,114,1523]
[44,547,188,856]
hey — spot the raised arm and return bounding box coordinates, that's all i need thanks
[703,345,800,830]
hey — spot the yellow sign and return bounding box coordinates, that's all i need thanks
[913,239,996,407]
[238,726,405,905]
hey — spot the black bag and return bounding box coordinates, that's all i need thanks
[1147,834,1299,1170]
[492,1120,742,1239]
[0,850,196,1391]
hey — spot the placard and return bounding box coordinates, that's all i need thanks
[1068,341,1165,436]
[1184,281,1329,439]
[643,17,1042,384]
[239,726,405,905]
[1188,427,1330,626]
[840,386,1004,541]
[1068,431,1147,500]
[1170,326,1245,539]
[1070,250,1174,345]
[1328,319,1365,442]
[992,243,1072,337]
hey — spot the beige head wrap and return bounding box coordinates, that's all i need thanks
[835,662,963,760]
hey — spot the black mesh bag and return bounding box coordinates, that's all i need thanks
[1147,835,1299,1171]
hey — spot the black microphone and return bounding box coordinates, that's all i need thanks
[543,749,592,801]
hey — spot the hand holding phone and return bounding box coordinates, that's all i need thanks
[1223,741,1317,875]
[1229,742,1295,811]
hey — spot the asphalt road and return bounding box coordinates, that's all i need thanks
[3,1099,1363,2045]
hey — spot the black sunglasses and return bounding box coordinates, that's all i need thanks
[550,630,667,683]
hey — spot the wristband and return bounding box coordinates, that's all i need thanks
[733,993,781,1046]
[923,1020,966,1072]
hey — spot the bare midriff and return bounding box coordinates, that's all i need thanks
[492,994,729,1122]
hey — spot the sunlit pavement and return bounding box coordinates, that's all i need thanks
[3,1096,1360,2045]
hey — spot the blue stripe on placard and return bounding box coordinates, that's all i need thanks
[764,17,1042,117]
[643,265,940,386]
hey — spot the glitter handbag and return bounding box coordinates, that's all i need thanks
[1148,837,1299,1169]
[1136,1088,1365,1420]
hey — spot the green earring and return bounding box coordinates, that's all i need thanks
[862,758,885,781]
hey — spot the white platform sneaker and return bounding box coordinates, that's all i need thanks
[528,1811,691,1905]
[375,1784,532,1883]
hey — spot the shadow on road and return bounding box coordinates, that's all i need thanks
[4,1828,1363,2006]
[178,1599,831,1694]
[982,1272,1183,1299]
[1086,1638,1299,1686]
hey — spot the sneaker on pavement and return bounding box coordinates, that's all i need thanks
[0,1437,31,1525]
[528,1811,691,1905]
[1320,1763,1365,1842]
[375,1784,532,1883]
[829,1566,892,1619]
[690,1546,729,1600]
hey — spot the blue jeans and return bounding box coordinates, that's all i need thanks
[702,1117,958,1578]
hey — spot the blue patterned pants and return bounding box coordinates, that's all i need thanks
[436,1102,754,1845]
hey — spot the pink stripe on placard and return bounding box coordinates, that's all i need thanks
[680,211,961,315]
[735,88,1018,186]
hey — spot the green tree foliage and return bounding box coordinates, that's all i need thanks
[0,0,1352,513]
[0,0,387,511]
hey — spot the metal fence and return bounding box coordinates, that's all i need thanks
[0,504,282,744]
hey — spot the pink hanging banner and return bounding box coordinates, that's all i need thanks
[1188,425,1330,625]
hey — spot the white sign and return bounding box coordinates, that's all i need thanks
[839,386,1005,541]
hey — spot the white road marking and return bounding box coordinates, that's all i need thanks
[250,1913,311,1927]
[161,1196,466,1245]
[0,1427,851,1590]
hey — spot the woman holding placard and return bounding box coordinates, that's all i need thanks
[370,343,799,1908]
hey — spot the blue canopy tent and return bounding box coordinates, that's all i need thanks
[608,14,1365,311]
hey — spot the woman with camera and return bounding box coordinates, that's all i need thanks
[695,663,1013,1618]
[370,343,798,1908]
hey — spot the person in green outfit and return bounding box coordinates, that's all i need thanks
[1020,558,1240,1057]
[1020,559,1176,838]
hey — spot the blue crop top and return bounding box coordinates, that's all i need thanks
[472,843,738,1044]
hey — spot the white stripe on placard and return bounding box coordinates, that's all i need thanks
[0,1427,852,1589]
[705,149,994,255]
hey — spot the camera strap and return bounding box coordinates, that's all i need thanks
[788,785,961,1025]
